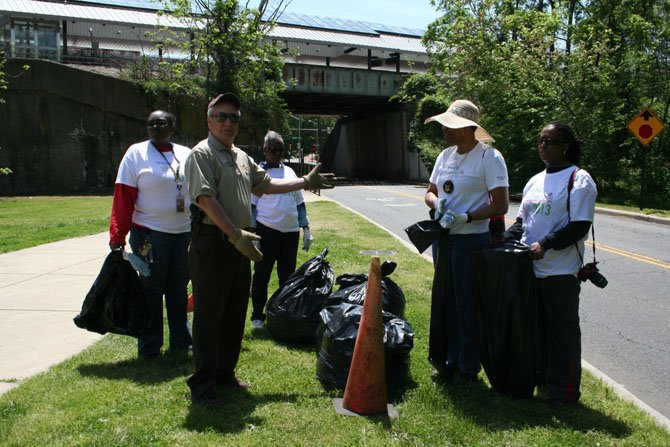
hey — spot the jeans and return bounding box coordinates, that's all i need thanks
[250,222,300,322]
[129,226,192,357]
[445,232,489,375]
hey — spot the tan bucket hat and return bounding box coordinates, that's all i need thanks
[424,99,494,143]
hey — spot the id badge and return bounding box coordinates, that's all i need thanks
[176,194,185,213]
[140,237,154,263]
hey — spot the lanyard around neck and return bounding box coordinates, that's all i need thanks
[152,143,182,189]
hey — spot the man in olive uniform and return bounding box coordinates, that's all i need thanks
[184,92,334,405]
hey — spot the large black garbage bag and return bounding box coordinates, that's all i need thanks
[316,303,414,391]
[404,219,443,254]
[266,248,334,343]
[73,251,150,338]
[324,261,406,319]
[473,241,541,398]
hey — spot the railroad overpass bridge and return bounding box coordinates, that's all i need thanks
[280,62,427,182]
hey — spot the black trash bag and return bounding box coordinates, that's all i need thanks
[324,261,406,319]
[316,303,414,391]
[73,251,150,339]
[404,219,443,254]
[472,240,542,398]
[266,247,334,343]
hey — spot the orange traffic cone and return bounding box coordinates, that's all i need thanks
[186,293,194,313]
[333,256,397,418]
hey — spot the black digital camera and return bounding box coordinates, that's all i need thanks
[577,262,608,288]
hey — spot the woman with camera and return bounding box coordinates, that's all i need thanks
[506,121,597,406]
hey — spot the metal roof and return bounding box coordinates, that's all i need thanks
[268,25,425,55]
[0,0,188,28]
[72,0,163,11]
[273,11,424,38]
[1,0,427,54]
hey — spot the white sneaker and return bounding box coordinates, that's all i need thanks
[251,320,264,330]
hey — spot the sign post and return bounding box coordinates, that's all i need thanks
[627,107,665,209]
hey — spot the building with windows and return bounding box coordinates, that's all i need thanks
[0,0,429,72]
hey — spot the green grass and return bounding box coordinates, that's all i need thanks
[1,200,668,446]
[0,196,113,253]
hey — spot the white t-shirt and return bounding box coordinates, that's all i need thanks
[252,163,305,233]
[429,142,509,234]
[518,167,597,278]
[116,140,192,234]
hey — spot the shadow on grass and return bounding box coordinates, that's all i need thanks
[437,379,631,438]
[183,390,304,434]
[77,350,192,384]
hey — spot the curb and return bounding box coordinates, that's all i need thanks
[325,195,670,434]
[594,207,670,226]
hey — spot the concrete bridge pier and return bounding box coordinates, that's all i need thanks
[322,104,429,183]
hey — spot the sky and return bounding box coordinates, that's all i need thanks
[269,0,441,31]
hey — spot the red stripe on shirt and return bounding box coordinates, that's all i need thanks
[109,183,138,246]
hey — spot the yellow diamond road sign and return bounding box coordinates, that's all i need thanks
[627,107,665,146]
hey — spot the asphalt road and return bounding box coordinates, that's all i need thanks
[320,184,670,420]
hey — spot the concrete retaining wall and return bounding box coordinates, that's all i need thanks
[0,59,207,195]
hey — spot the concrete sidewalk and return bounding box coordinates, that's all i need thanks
[0,232,107,396]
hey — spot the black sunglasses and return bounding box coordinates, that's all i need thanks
[536,138,566,147]
[147,120,170,127]
[267,146,283,154]
[209,112,240,124]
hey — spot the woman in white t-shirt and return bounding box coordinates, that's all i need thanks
[506,121,597,405]
[249,131,313,331]
[109,110,192,359]
[424,100,509,382]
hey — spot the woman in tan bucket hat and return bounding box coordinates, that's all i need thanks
[424,99,510,382]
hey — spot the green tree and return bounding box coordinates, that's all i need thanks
[124,0,291,144]
[416,0,670,206]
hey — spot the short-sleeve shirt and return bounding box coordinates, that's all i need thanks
[185,134,271,229]
[115,140,192,233]
[429,142,509,234]
[252,163,305,233]
[518,167,597,278]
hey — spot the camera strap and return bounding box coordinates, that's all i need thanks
[567,168,597,266]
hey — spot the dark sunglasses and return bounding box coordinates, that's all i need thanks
[209,112,240,123]
[536,138,566,147]
[147,120,170,127]
[267,146,283,154]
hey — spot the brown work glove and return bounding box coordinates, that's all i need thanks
[303,163,335,190]
[229,228,263,262]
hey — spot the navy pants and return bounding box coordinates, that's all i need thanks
[445,232,489,375]
[538,275,582,403]
[129,227,192,357]
[250,222,300,322]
